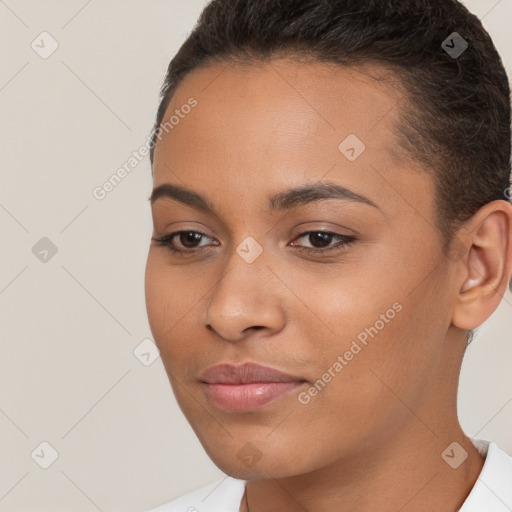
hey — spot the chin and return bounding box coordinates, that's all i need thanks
[214,460,296,481]
[201,441,303,481]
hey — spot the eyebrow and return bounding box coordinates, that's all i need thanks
[149,180,380,214]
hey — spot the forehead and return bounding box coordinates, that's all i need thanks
[152,58,430,219]
[154,58,405,159]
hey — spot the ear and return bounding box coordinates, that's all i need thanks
[451,200,512,331]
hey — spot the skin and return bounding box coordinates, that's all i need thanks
[145,58,512,512]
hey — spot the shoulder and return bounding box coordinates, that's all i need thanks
[145,476,246,512]
[460,440,512,511]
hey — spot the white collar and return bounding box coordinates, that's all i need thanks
[459,438,512,511]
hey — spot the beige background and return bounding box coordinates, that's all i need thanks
[1,1,511,511]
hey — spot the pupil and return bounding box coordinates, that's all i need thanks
[181,232,201,248]
[310,232,331,248]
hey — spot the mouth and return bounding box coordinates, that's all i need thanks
[199,362,308,412]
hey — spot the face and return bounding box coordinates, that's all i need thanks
[145,58,461,479]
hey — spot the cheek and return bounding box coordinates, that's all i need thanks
[308,292,445,436]
[145,253,184,359]
[282,265,401,355]
[144,253,170,341]
[288,271,440,421]
[144,252,210,375]
[281,310,423,468]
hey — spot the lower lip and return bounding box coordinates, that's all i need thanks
[202,381,306,411]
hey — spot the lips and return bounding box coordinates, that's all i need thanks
[199,362,305,384]
[199,362,307,411]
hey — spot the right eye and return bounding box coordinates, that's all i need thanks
[152,230,218,256]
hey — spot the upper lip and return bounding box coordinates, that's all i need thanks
[199,362,306,384]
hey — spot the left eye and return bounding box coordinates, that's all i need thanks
[290,231,357,254]
[152,230,356,256]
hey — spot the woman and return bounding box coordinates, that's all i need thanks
[144,0,512,510]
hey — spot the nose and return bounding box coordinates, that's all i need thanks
[203,253,286,342]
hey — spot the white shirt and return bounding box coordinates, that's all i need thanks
[146,438,512,512]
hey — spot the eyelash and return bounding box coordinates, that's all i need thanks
[152,230,357,257]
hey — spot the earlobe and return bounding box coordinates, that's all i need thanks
[451,201,512,331]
